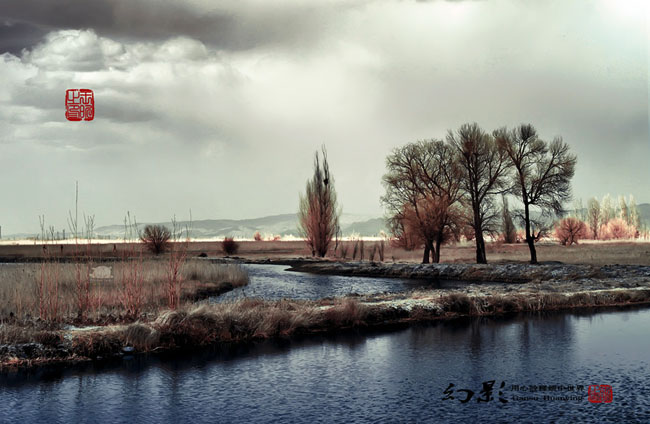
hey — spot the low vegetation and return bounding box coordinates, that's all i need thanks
[2,286,650,368]
[222,237,239,255]
[554,217,587,246]
[140,225,172,254]
[551,194,644,246]
[0,260,249,324]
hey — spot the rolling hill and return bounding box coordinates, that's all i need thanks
[92,213,388,239]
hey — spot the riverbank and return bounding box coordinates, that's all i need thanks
[287,261,650,285]
[2,260,650,370]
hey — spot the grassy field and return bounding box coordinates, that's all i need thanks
[2,239,649,265]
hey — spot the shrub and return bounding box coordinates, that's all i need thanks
[222,237,239,255]
[441,293,474,314]
[34,331,64,347]
[554,217,587,246]
[323,299,366,326]
[123,323,160,351]
[140,225,171,254]
[600,218,636,240]
[253,231,262,241]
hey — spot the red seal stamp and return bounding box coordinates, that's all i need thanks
[65,89,94,121]
[588,385,613,403]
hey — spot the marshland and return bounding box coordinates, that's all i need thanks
[1,237,650,368]
[2,1,649,422]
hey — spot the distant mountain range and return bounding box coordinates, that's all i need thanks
[91,213,389,239]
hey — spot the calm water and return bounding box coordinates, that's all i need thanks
[2,308,649,423]
[215,263,462,301]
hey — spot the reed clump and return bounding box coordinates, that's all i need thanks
[0,260,249,324]
[118,298,367,352]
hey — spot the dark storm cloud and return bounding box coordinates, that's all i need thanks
[0,0,365,53]
[0,20,49,54]
[0,1,232,47]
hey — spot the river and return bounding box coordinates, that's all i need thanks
[215,263,465,301]
[1,264,648,423]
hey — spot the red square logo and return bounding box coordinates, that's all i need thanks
[588,385,613,403]
[65,89,94,121]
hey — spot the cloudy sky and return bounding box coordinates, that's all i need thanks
[0,0,648,234]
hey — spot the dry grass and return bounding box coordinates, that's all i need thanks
[120,297,366,352]
[116,288,650,353]
[436,289,650,316]
[58,288,650,358]
[0,260,248,323]
[3,287,650,366]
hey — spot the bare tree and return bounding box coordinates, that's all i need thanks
[381,140,461,263]
[601,194,614,223]
[140,224,171,254]
[587,197,601,239]
[618,195,629,224]
[448,123,511,263]
[572,198,586,221]
[495,124,577,264]
[555,217,587,246]
[298,146,341,257]
[629,195,641,230]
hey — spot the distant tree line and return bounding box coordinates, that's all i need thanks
[555,194,642,245]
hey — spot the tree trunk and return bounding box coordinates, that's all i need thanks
[523,202,538,264]
[475,230,487,264]
[433,236,442,263]
[471,189,486,264]
[473,211,487,264]
[422,242,430,264]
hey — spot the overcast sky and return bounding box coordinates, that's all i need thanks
[0,0,648,234]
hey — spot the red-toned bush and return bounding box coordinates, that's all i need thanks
[222,237,239,255]
[600,218,636,240]
[554,217,587,246]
